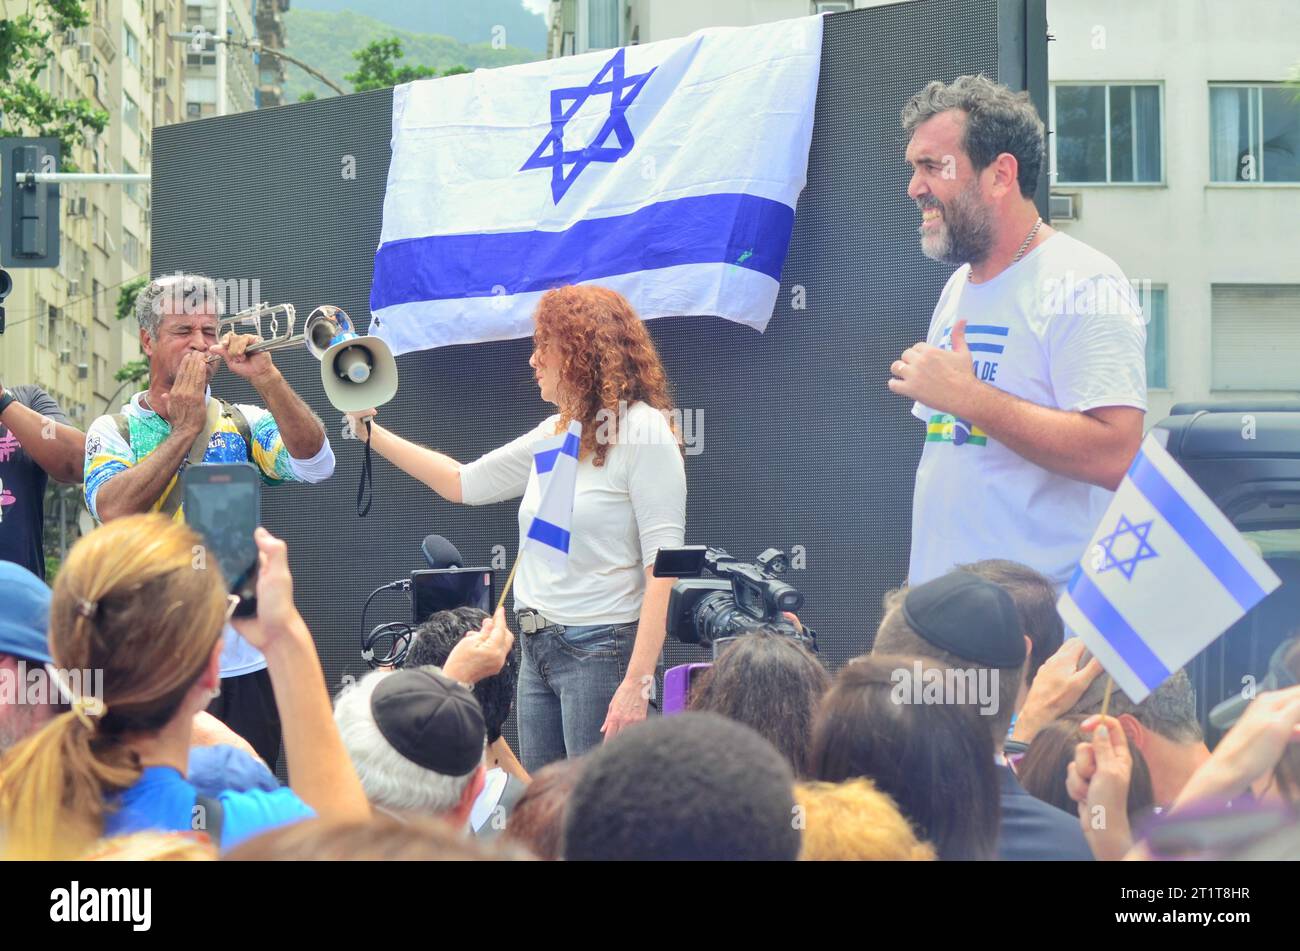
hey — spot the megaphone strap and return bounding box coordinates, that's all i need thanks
[357,417,374,517]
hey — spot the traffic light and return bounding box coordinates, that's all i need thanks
[1,137,61,269]
[0,266,11,334]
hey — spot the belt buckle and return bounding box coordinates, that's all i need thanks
[519,610,546,635]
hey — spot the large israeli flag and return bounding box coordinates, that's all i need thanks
[368,15,823,354]
[522,420,582,571]
[1058,433,1281,703]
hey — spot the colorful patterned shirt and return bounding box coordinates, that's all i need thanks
[83,388,336,675]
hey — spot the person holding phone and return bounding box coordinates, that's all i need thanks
[83,274,336,765]
[0,514,371,858]
[347,285,687,772]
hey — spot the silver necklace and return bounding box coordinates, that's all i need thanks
[968,216,1043,282]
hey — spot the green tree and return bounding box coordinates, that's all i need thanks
[343,37,468,93]
[113,276,149,386]
[0,1,109,169]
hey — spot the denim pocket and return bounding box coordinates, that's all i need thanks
[555,622,634,658]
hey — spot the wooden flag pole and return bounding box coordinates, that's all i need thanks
[495,555,522,615]
[1100,675,1115,719]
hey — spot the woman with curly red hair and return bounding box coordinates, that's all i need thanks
[348,285,686,771]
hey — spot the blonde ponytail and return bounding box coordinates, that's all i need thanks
[0,514,227,859]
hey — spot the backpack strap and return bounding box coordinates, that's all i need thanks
[193,793,225,849]
[218,398,254,462]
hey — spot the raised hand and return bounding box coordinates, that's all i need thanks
[1012,639,1105,743]
[210,331,277,386]
[345,408,378,443]
[1066,715,1135,860]
[887,318,979,415]
[159,352,208,436]
[442,607,515,685]
[231,526,305,651]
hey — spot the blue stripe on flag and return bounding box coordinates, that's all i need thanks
[1127,451,1267,611]
[534,433,580,475]
[527,517,571,553]
[967,343,1005,354]
[370,193,795,310]
[1067,567,1171,692]
[943,325,1009,336]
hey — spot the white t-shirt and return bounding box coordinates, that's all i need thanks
[908,231,1147,588]
[459,401,686,625]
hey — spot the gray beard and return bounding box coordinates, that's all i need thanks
[919,188,995,267]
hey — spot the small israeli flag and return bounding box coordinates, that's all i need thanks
[522,420,583,570]
[1058,433,1281,703]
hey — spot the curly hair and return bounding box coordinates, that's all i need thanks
[532,285,679,468]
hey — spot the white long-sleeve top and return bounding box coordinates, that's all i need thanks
[460,401,686,625]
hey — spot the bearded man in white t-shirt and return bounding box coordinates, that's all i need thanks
[889,75,1147,589]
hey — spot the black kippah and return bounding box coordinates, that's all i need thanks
[370,667,486,777]
[902,572,1026,668]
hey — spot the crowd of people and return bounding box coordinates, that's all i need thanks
[1,511,1297,862]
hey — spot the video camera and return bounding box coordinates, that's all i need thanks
[653,545,806,648]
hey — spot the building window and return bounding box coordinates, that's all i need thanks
[1140,284,1169,389]
[123,25,142,67]
[35,294,48,346]
[585,0,620,51]
[1212,285,1300,390]
[123,92,140,133]
[124,159,142,205]
[47,306,60,352]
[1210,84,1300,183]
[123,229,141,268]
[1053,84,1162,184]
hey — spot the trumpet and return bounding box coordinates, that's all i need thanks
[206,302,301,363]
[206,301,399,412]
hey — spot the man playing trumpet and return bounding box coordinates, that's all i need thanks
[83,273,335,764]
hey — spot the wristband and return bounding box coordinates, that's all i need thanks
[0,389,15,418]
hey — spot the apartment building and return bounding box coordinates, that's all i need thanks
[0,0,187,429]
[182,0,258,117]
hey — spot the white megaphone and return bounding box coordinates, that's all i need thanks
[304,305,399,413]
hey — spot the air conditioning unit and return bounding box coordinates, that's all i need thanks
[1049,193,1078,221]
[78,42,93,64]
[60,349,72,364]
[63,28,79,45]
[154,77,168,89]
[77,363,90,380]
[67,196,88,217]
[68,280,82,296]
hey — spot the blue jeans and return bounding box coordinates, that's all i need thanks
[516,620,645,773]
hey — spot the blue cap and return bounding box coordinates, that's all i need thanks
[0,562,53,666]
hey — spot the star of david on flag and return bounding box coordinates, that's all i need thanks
[368,15,823,354]
[1058,433,1281,703]
[520,49,656,204]
[1095,514,1158,580]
